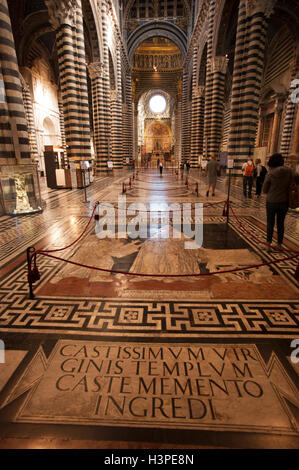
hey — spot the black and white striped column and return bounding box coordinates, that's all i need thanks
[203,0,216,159]
[208,56,228,157]
[280,60,299,156]
[181,72,191,162]
[110,48,123,169]
[122,73,133,165]
[20,77,39,161]
[46,0,91,162]
[88,61,107,172]
[58,91,67,159]
[0,0,30,164]
[190,46,199,167]
[228,0,275,177]
[191,85,205,166]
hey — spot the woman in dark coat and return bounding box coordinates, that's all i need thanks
[263,153,299,251]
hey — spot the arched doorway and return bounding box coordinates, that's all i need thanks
[43,117,56,147]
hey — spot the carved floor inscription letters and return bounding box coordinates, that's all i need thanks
[16,341,299,434]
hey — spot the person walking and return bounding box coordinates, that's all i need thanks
[242,157,255,198]
[254,159,267,197]
[206,155,219,197]
[186,161,191,173]
[263,153,299,251]
[159,160,163,176]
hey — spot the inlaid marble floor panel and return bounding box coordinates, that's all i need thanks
[0,169,298,449]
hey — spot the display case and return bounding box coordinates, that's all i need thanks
[0,164,43,216]
[44,146,71,189]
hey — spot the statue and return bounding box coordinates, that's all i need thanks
[13,174,33,214]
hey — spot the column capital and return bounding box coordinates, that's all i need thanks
[193,85,205,98]
[275,94,286,112]
[19,73,29,92]
[87,61,107,79]
[245,0,276,19]
[110,89,118,102]
[208,56,229,74]
[45,0,81,29]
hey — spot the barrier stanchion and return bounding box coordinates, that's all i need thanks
[27,247,40,300]
[27,247,35,299]
[226,167,232,225]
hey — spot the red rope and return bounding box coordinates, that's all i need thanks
[100,200,227,213]
[36,251,299,278]
[133,185,189,192]
[38,203,99,254]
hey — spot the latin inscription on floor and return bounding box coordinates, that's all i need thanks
[16,341,299,434]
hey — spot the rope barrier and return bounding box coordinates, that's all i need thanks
[39,203,99,254]
[34,250,299,279]
[99,200,227,214]
[26,181,299,298]
[132,186,188,192]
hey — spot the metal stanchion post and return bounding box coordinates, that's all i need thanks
[27,247,35,300]
[83,169,89,203]
[227,168,232,225]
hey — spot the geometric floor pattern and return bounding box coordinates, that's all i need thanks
[0,171,298,449]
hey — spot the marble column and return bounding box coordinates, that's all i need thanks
[133,105,138,163]
[20,77,39,161]
[110,48,123,170]
[203,0,216,160]
[255,109,264,148]
[191,85,205,166]
[190,46,199,167]
[280,61,299,157]
[175,78,182,165]
[181,72,191,162]
[126,74,133,164]
[88,62,107,171]
[0,0,31,164]
[269,97,284,155]
[291,104,299,156]
[208,56,228,158]
[45,0,91,161]
[58,91,67,160]
[228,0,276,177]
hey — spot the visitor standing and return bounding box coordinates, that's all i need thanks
[206,155,219,197]
[186,161,191,173]
[159,161,163,176]
[242,157,255,198]
[254,159,267,197]
[263,153,299,251]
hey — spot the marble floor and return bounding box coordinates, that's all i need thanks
[0,168,298,449]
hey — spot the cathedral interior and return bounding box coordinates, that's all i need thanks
[0,0,299,451]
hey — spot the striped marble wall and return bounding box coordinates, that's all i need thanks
[227,0,275,177]
[20,78,39,161]
[0,0,31,165]
[46,0,92,162]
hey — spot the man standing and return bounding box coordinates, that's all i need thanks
[242,157,255,198]
[206,155,219,197]
[159,160,163,176]
[254,159,267,197]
